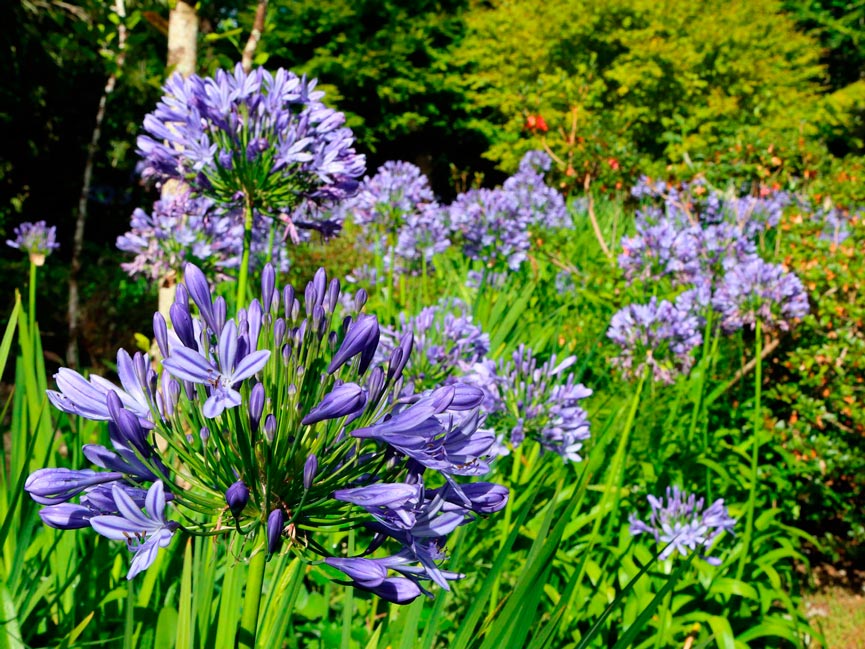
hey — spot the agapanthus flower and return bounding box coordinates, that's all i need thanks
[712,256,809,333]
[117,191,292,280]
[90,481,178,579]
[494,345,592,462]
[137,64,365,217]
[449,151,568,272]
[26,262,506,601]
[629,485,736,565]
[340,160,450,273]
[607,297,702,384]
[377,298,489,391]
[6,220,60,265]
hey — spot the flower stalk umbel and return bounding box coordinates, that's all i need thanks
[26,263,507,645]
[137,65,365,306]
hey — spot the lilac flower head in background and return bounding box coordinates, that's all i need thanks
[376,298,489,394]
[137,64,365,218]
[339,160,450,273]
[712,256,809,333]
[629,485,736,565]
[7,220,60,265]
[449,151,568,272]
[607,297,703,384]
[492,345,592,462]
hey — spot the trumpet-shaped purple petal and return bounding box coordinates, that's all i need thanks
[25,468,122,505]
[90,481,176,579]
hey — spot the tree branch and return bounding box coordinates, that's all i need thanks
[66,0,127,367]
[241,0,267,73]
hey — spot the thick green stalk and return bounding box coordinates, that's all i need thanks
[238,532,267,649]
[736,319,763,581]
[236,194,255,309]
[28,261,37,349]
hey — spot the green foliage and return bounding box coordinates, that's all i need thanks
[458,0,827,190]
[258,0,486,184]
[765,203,865,556]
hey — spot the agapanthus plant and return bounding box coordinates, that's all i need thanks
[607,297,703,384]
[7,220,60,266]
[629,485,736,565]
[137,64,365,302]
[26,264,507,643]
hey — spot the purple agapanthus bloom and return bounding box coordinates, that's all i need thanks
[495,346,592,461]
[376,298,489,390]
[712,256,809,333]
[163,319,270,417]
[340,160,450,272]
[47,349,157,427]
[137,64,365,214]
[448,151,568,271]
[629,485,736,565]
[607,297,702,384]
[90,481,178,579]
[6,220,60,265]
[27,262,507,600]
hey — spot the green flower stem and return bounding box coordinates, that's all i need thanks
[236,194,255,309]
[238,530,267,649]
[737,318,763,581]
[28,260,37,345]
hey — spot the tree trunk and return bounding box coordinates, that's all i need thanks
[66,0,127,368]
[167,0,198,77]
[241,0,268,72]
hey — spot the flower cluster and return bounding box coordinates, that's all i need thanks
[6,220,60,265]
[612,177,809,383]
[377,298,489,391]
[137,64,365,215]
[629,485,736,565]
[448,151,568,272]
[117,191,291,281]
[712,256,810,332]
[27,264,507,602]
[340,161,449,272]
[607,297,703,384]
[493,346,592,463]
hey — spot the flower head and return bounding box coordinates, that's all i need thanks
[712,256,809,332]
[7,220,60,265]
[608,297,703,384]
[137,65,365,215]
[27,263,506,600]
[629,485,735,565]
